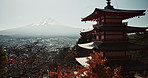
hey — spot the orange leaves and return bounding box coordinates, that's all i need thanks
[112,66,123,78]
[76,53,110,78]
[49,66,76,78]
[50,72,58,78]
[49,53,123,78]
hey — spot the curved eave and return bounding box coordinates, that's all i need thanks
[81,9,100,21]
[98,8,146,14]
[75,56,91,67]
[78,42,94,50]
[81,8,146,21]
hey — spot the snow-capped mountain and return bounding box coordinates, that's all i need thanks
[32,17,60,26]
[0,18,81,37]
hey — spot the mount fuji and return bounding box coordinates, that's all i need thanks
[0,18,81,37]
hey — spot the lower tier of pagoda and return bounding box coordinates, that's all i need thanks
[77,42,148,60]
[78,42,148,51]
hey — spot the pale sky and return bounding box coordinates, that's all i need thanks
[0,0,148,30]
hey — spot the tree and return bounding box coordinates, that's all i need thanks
[50,53,123,78]
[129,32,148,44]
[0,46,7,77]
[3,43,55,78]
[76,53,122,78]
[129,32,148,63]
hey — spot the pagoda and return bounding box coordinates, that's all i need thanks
[76,0,148,61]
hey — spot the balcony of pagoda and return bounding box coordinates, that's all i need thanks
[93,22,128,28]
[102,22,128,26]
[101,50,132,60]
[106,56,131,60]
[106,39,128,42]
[93,24,103,28]
[92,39,103,42]
[92,39,128,42]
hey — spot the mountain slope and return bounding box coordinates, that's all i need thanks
[0,18,81,37]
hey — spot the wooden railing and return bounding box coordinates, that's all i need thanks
[106,56,131,60]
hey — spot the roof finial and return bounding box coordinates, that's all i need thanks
[107,0,111,6]
[105,0,114,9]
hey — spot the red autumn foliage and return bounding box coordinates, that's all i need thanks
[49,66,76,78]
[49,52,123,78]
[2,59,17,64]
[112,66,123,78]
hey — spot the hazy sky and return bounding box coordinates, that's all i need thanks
[0,0,148,30]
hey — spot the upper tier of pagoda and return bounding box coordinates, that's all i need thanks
[80,26,147,34]
[81,0,146,21]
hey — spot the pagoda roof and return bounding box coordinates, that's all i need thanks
[80,26,148,34]
[96,26,148,32]
[75,56,91,67]
[78,42,148,51]
[78,42,94,50]
[82,8,146,21]
[80,28,94,33]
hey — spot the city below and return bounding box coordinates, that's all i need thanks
[0,36,78,52]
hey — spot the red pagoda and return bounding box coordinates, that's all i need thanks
[77,0,148,61]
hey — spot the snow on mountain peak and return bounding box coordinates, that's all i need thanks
[32,17,60,26]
